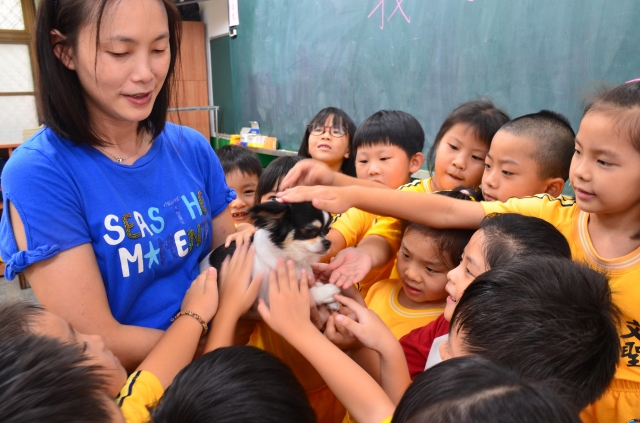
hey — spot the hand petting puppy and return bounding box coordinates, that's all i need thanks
[205,242,263,352]
[257,259,395,423]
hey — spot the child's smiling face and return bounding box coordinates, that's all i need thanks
[444,230,488,322]
[226,169,259,224]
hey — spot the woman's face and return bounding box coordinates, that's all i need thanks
[61,0,171,130]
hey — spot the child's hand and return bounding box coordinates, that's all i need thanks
[325,312,363,351]
[332,294,398,354]
[225,223,256,247]
[258,259,314,338]
[218,242,263,319]
[180,267,219,323]
[311,247,373,288]
[276,185,353,215]
[278,159,336,190]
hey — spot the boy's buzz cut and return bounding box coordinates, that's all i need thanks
[500,110,575,181]
[215,145,263,178]
[352,110,425,158]
[451,256,620,412]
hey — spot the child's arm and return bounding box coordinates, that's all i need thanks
[333,294,412,405]
[320,228,348,263]
[279,159,390,191]
[137,268,219,388]
[278,185,485,229]
[258,260,395,423]
[205,242,263,352]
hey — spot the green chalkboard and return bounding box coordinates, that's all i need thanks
[217,0,640,151]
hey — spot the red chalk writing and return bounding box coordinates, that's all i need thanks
[368,0,411,30]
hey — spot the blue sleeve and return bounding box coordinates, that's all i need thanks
[0,142,90,279]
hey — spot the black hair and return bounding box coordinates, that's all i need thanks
[215,144,263,177]
[151,345,316,423]
[500,110,576,181]
[254,155,304,204]
[298,107,357,177]
[450,257,620,411]
[35,0,182,147]
[479,213,572,269]
[352,110,425,158]
[403,187,480,269]
[0,301,44,339]
[393,356,580,423]
[426,99,510,172]
[0,335,111,423]
[584,80,640,154]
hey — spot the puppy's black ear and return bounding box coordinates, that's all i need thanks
[249,201,291,229]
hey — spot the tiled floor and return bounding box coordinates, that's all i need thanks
[0,276,37,304]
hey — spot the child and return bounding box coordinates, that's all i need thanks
[0,335,120,422]
[216,144,263,225]
[401,213,572,378]
[446,257,620,413]
[280,81,640,420]
[282,109,574,287]
[327,110,425,295]
[393,357,580,423]
[255,155,304,204]
[298,107,358,177]
[151,346,316,423]
[355,189,477,340]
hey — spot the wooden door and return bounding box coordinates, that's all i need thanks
[167,21,210,139]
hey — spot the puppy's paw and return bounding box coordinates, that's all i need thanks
[310,282,341,311]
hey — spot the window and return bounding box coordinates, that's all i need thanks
[0,0,38,142]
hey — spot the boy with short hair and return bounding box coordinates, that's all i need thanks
[325,110,424,295]
[446,257,620,412]
[216,145,263,225]
[311,110,576,285]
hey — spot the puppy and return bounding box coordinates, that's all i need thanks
[200,201,341,317]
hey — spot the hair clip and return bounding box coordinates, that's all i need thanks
[625,78,640,84]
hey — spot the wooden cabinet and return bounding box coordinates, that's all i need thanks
[167,21,211,139]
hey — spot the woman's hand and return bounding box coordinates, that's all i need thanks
[224,223,256,247]
[180,267,219,323]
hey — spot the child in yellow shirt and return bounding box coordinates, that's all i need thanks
[279,81,640,423]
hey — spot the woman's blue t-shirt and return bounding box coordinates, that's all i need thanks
[0,123,234,330]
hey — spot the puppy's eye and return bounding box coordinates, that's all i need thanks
[299,228,320,238]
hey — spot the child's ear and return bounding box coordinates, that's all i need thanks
[543,178,565,198]
[408,152,425,174]
[50,30,76,70]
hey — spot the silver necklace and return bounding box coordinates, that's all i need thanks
[101,132,148,164]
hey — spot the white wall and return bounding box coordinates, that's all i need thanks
[199,0,229,136]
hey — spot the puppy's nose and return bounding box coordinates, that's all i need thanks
[322,239,332,250]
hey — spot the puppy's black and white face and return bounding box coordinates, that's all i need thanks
[250,201,332,262]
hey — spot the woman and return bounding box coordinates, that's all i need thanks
[0,0,236,371]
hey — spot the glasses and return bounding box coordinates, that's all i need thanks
[307,123,347,137]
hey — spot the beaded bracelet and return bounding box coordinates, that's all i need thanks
[170,310,208,335]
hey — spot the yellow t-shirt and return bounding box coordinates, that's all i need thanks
[331,207,396,297]
[249,322,346,423]
[365,278,444,339]
[482,194,640,384]
[367,178,434,280]
[117,370,164,423]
